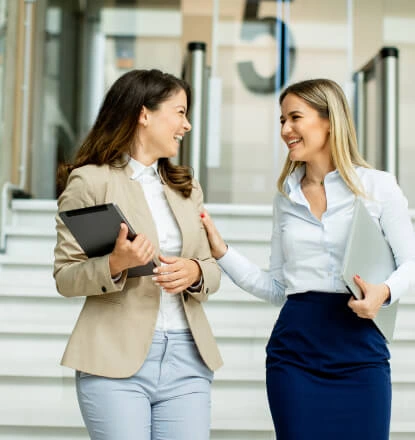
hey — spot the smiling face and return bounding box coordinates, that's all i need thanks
[280,93,331,165]
[136,88,191,164]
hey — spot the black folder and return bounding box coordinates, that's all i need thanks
[59,203,156,277]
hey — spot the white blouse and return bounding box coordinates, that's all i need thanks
[219,166,415,307]
[128,157,189,330]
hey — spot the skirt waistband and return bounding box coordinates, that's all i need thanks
[287,291,350,303]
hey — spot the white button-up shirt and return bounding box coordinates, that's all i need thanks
[219,166,415,307]
[128,157,189,330]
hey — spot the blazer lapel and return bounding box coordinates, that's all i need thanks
[163,184,191,257]
[105,166,160,252]
[105,165,198,260]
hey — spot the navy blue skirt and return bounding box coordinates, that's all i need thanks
[266,292,391,440]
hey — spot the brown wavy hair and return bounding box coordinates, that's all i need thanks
[56,69,193,197]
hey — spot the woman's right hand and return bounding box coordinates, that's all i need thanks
[200,211,228,260]
[109,223,155,276]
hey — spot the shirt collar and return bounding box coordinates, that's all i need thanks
[286,166,304,192]
[282,165,303,205]
[285,165,342,192]
[127,156,159,180]
[285,165,342,205]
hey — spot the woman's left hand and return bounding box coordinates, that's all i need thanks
[347,275,391,319]
[152,255,202,294]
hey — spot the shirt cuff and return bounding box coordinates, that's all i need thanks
[383,280,396,305]
[111,272,123,283]
[216,245,237,272]
[188,275,204,292]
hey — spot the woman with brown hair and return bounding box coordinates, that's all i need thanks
[54,69,222,440]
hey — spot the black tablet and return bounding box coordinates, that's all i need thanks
[59,203,156,277]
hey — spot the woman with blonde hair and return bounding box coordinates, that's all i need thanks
[201,78,415,439]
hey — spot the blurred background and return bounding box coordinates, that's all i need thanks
[0,1,414,439]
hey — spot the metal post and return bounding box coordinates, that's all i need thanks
[353,71,366,158]
[19,0,37,190]
[379,47,399,177]
[353,47,399,179]
[181,42,207,188]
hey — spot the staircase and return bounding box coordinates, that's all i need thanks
[0,199,414,440]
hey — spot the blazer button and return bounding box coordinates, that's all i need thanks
[101,286,107,293]
[183,292,189,302]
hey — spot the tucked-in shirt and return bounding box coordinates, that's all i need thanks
[219,166,415,306]
[128,157,189,330]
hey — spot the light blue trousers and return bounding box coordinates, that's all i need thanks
[76,329,214,440]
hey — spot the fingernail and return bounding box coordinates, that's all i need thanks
[153,268,158,273]
[355,274,360,279]
[152,277,157,281]
[200,213,205,218]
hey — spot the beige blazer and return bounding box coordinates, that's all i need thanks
[54,164,223,378]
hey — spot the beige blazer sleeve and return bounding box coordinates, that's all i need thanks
[53,168,128,298]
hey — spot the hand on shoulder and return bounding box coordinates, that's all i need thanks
[200,211,228,259]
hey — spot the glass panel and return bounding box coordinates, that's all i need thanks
[206,0,349,204]
[32,2,76,198]
[33,0,182,198]
[383,0,415,207]
[0,0,7,138]
[31,0,415,205]
[0,0,7,198]
[101,1,181,94]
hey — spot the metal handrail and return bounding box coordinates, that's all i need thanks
[0,183,20,251]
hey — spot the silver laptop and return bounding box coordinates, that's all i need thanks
[342,198,398,343]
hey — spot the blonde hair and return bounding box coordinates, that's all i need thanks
[277,79,370,196]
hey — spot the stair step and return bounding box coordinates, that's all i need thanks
[0,426,276,440]
[0,376,414,432]
[0,376,273,430]
[0,200,414,440]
